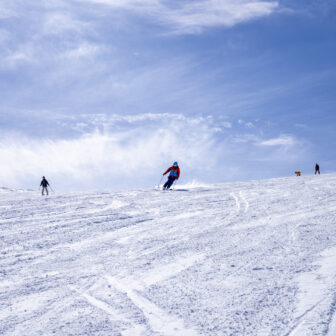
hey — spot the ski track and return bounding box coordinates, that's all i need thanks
[106,275,199,336]
[230,192,240,212]
[69,285,127,323]
[2,174,336,335]
[239,191,249,213]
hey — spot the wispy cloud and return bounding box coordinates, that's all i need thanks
[0,114,223,190]
[232,133,259,143]
[278,0,336,17]
[43,12,90,36]
[81,0,279,34]
[258,134,296,147]
[5,49,33,67]
[0,5,17,19]
[61,43,102,59]
[0,0,330,188]
[0,110,312,190]
[0,2,98,69]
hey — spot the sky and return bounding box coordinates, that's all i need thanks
[0,0,335,190]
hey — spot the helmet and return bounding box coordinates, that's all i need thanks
[173,162,178,166]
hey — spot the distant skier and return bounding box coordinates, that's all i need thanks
[163,162,180,190]
[315,163,320,175]
[40,176,50,195]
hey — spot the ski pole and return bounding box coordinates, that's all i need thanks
[172,179,178,190]
[158,175,164,188]
[49,186,55,193]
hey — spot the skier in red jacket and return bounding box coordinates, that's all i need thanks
[163,162,180,190]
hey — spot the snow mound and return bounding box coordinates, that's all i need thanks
[0,187,33,193]
[175,179,212,189]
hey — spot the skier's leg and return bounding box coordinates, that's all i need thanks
[46,187,49,195]
[166,177,176,189]
[163,177,173,190]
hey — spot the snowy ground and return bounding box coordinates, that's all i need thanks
[1,174,336,336]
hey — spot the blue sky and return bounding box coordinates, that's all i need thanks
[0,0,335,190]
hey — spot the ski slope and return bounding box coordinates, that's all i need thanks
[1,174,336,336]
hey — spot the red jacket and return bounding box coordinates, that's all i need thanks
[164,166,180,179]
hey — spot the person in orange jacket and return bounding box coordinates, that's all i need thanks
[163,162,180,190]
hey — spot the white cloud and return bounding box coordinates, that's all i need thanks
[221,121,232,128]
[62,43,101,59]
[295,123,309,129]
[6,51,32,64]
[232,134,258,143]
[80,0,279,34]
[43,12,91,36]
[245,122,254,128]
[0,6,17,19]
[3,44,36,67]
[0,29,10,44]
[0,114,223,190]
[164,0,279,33]
[237,119,255,129]
[258,134,296,147]
[0,110,312,189]
[0,1,101,68]
[95,112,207,125]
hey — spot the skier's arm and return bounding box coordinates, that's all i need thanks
[177,168,180,179]
[163,167,172,175]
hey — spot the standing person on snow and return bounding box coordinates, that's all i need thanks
[315,163,320,175]
[163,162,180,190]
[40,176,50,195]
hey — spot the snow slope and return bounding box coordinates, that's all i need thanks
[1,174,336,336]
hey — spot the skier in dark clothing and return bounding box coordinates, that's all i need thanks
[40,176,50,195]
[315,163,320,175]
[163,162,180,190]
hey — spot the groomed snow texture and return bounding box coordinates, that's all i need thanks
[1,174,336,335]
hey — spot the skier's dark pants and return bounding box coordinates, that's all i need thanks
[163,177,176,190]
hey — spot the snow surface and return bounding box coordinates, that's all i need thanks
[1,174,336,335]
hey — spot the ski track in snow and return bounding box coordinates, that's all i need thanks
[239,191,249,213]
[106,275,198,336]
[2,175,336,335]
[230,192,241,212]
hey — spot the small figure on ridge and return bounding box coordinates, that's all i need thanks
[315,163,320,175]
